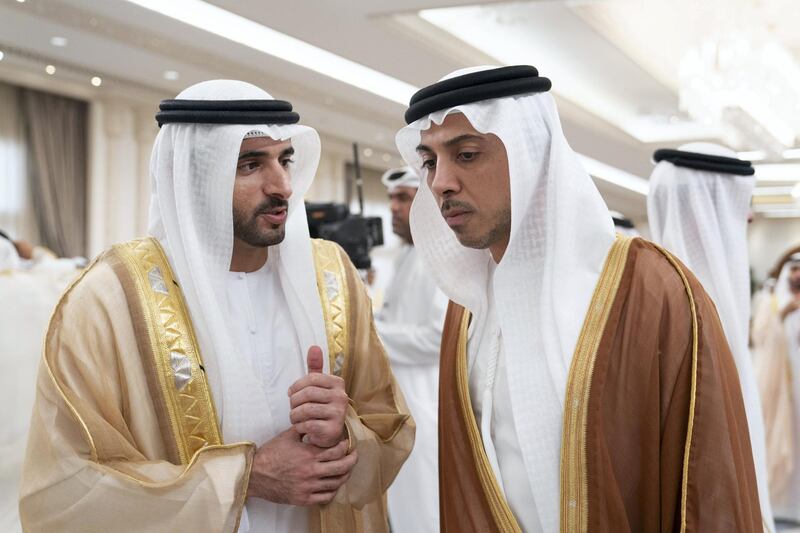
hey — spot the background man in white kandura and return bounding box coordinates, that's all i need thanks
[374,166,447,533]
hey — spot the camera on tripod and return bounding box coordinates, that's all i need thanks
[305,203,383,269]
[304,142,384,270]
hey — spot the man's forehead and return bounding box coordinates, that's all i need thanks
[419,113,484,146]
[239,136,292,153]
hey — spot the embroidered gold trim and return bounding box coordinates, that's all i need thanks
[651,245,699,533]
[560,234,633,533]
[114,238,222,464]
[311,239,350,378]
[456,310,522,533]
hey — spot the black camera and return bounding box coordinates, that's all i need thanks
[305,202,383,270]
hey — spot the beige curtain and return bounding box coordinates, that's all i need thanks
[20,88,88,257]
[0,82,38,243]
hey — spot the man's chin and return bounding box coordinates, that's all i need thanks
[454,232,487,251]
[236,227,286,248]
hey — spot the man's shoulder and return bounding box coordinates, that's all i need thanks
[624,237,700,303]
[310,238,360,282]
[310,238,347,261]
[56,237,162,314]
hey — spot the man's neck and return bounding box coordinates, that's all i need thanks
[230,238,269,273]
[489,236,509,264]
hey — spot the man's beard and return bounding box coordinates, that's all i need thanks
[233,197,289,247]
[790,278,800,293]
[392,216,413,244]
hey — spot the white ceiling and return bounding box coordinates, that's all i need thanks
[2,0,799,220]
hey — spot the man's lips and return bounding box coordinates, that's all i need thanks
[258,208,287,225]
[442,208,472,227]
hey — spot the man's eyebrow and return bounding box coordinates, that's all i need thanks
[238,150,265,160]
[237,146,294,160]
[416,134,484,152]
[444,134,484,147]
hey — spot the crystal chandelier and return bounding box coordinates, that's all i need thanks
[679,38,800,157]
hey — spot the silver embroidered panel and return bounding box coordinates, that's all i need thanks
[170,351,193,390]
[148,267,169,295]
[333,352,344,377]
[324,270,339,302]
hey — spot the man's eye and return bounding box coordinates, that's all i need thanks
[281,158,295,168]
[421,159,436,169]
[239,161,260,172]
[458,152,478,161]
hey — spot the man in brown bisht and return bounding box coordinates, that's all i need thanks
[19,80,413,533]
[395,65,762,532]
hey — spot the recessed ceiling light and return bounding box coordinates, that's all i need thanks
[577,154,649,196]
[91,76,102,87]
[382,154,391,162]
[45,65,56,75]
[16,0,25,3]
[123,0,417,105]
[50,36,68,47]
[163,70,179,81]
[363,148,373,157]
[737,150,766,162]
[754,164,800,182]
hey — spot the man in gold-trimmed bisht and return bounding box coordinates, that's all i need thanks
[752,250,800,520]
[19,80,414,533]
[395,65,762,532]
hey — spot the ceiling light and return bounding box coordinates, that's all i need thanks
[382,154,392,163]
[45,65,56,75]
[737,151,766,161]
[16,0,25,3]
[576,154,649,196]
[754,164,800,182]
[91,76,102,87]
[49,36,68,47]
[0,51,4,61]
[762,210,800,218]
[123,0,417,105]
[752,186,794,196]
[163,70,179,81]
[783,148,800,160]
[679,40,800,153]
[363,148,373,157]
[752,203,800,218]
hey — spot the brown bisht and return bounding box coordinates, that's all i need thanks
[438,236,763,532]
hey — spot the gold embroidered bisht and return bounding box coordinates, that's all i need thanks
[437,236,762,533]
[19,238,414,533]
